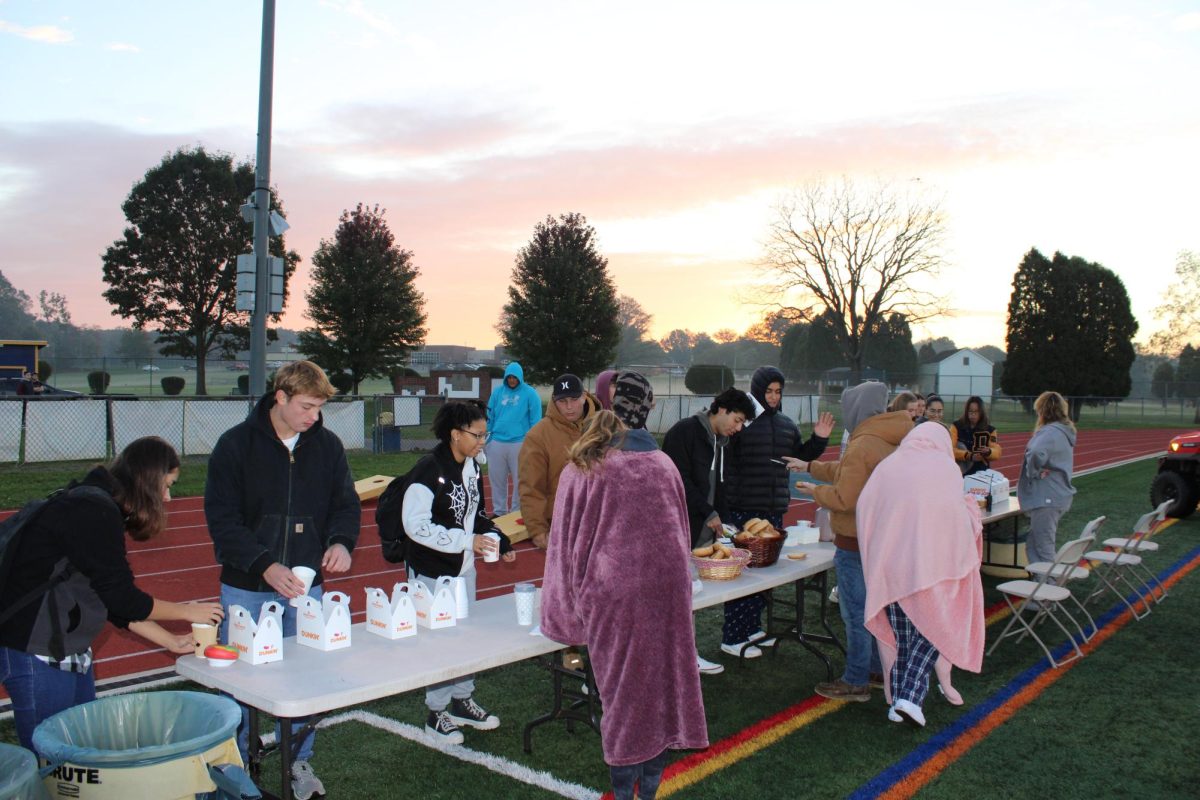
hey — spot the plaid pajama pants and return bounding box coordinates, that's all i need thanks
[886,603,939,706]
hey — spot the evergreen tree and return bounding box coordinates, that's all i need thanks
[864,312,917,384]
[1002,248,1138,413]
[1151,361,1175,405]
[1177,344,1200,405]
[500,213,619,382]
[297,204,427,394]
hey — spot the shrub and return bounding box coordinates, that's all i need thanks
[329,372,354,395]
[37,362,53,382]
[161,376,185,395]
[87,370,111,394]
[685,364,734,396]
[236,374,273,396]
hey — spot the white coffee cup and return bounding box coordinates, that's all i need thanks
[192,623,218,657]
[290,566,317,607]
[514,582,536,626]
[482,532,501,563]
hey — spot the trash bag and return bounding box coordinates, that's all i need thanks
[0,743,50,800]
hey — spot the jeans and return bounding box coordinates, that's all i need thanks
[411,571,477,710]
[484,440,523,516]
[0,646,96,752]
[219,583,323,762]
[833,547,881,686]
[609,750,670,800]
[1025,506,1069,565]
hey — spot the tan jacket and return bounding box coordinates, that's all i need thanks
[808,410,912,550]
[518,392,599,548]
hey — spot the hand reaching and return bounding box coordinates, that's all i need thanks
[813,412,835,439]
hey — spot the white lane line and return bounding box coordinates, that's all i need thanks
[311,709,604,800]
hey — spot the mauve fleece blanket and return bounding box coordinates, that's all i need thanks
[858,423,986,672]
[541,449,708,766]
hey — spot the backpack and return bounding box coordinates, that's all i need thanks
[0,485,114,630]
[375,473,413,564]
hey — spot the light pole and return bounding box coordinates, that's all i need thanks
[248,0,276,398]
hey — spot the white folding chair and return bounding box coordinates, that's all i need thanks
[1024,516,1104,637]
[1083,512,1159,620]
[988,535,1096,668]
[1098,501,1171,604]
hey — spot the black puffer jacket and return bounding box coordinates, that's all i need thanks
[727,367,829,516]
[205,394,361,591]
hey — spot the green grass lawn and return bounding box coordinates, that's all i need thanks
[2,460,1197,798]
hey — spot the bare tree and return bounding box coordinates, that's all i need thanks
[758,177,947,374]
[1150,250,1200,354]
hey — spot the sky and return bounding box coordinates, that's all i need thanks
[1,0,1198,352]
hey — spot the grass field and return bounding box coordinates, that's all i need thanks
[2,459,1196,799]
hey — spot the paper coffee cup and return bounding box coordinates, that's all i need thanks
[482,532,501,563]
[514,582,536,626]
[290,566,317,607]
[192,623,218,658]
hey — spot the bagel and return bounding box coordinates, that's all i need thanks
[748,518,772,534]
[692,545,715,558]
[758,528,782,539]
[711,548,729,560]
[733,531,756,544]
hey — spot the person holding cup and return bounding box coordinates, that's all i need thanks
[399,400,515,745]
[205,361,361,800]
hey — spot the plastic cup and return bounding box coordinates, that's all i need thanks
[482,532,501,563]
[290,566,317,607]
[514,582,536,626]
[191,623,218,658]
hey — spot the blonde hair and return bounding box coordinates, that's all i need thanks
[889,391,917,412]
[568,410,627,472]
[1034,391,1073,431]
[273,360,335,400]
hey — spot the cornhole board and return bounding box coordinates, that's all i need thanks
[492,509,529,545]
[355,475,394,502]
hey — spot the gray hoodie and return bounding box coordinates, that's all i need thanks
[1017,421,1077,509]
[838,381,889,456]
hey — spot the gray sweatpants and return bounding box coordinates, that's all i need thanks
[412,570,477,710]
[1025,506,1069,565]
[485,439,523,515]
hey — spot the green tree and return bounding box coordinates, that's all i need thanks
[1151,361,1175,406]
[297,204,428,394]
[101,147,298,395]
[864,312,917,384]
[1177,344,1200,406]
[1002,248,1138,415]
[0,271,38,338]
[759,177,948,376]
[499,213,619,382]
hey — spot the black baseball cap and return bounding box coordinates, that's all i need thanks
[552,373,583,399]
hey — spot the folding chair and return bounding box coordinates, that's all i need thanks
[1098,501,1171,603]
[1084,513,1156,618]
[987,535,1096,668]
[1024,516,1105,636]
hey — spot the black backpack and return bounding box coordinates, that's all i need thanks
[0,485,113,630]
[375,473,413,564]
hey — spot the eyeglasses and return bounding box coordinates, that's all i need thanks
[458,428,488,442]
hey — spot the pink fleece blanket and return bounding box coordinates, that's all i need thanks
[540,449,708,766]
[857,423,986,672]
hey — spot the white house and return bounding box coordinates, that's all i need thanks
[918,348,993,398]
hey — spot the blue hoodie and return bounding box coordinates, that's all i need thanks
[487,362,543,443]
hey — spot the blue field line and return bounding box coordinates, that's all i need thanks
[848,542,1200,800]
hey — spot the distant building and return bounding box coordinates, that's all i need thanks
[0,339,48,379]
[918,348,994,398]
[410,344,474,367]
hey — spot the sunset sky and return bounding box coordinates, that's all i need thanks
[2,1,1198,352]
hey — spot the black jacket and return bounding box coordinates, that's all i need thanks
[401,443,512,580]
[204,394,361,591]
[662,412,729,547]
[727,411,828,516]
[0,468,154,658]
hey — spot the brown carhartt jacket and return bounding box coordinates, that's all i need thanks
[517,392,599,548]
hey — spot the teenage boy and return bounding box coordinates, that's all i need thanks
[485,361,541,516]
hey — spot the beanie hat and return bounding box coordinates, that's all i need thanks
[611,371,654,430]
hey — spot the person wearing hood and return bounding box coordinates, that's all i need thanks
[595,369,619,411]
[205,360,361,800]
[542,372,707,800]
[793,381,912,703]
[722,367,834,657]
[662,387,756,675]
[485,362,542,517]
[1017,391,1078,565]
[518,373,600,549]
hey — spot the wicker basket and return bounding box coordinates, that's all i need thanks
[691,547,752,580]
[738,534,785,568]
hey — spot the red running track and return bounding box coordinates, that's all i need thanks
[0,426,1180,694]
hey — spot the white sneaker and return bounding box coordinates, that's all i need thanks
[829,586,840,604]
[720,641,763,659]
[290,760,326,800]
[893,699,926,728]
[696,654,725,675]
[748,630,777,647]
[887,706,904,723]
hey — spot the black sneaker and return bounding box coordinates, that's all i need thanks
[448,696,500,730]
[425,709,464,745]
